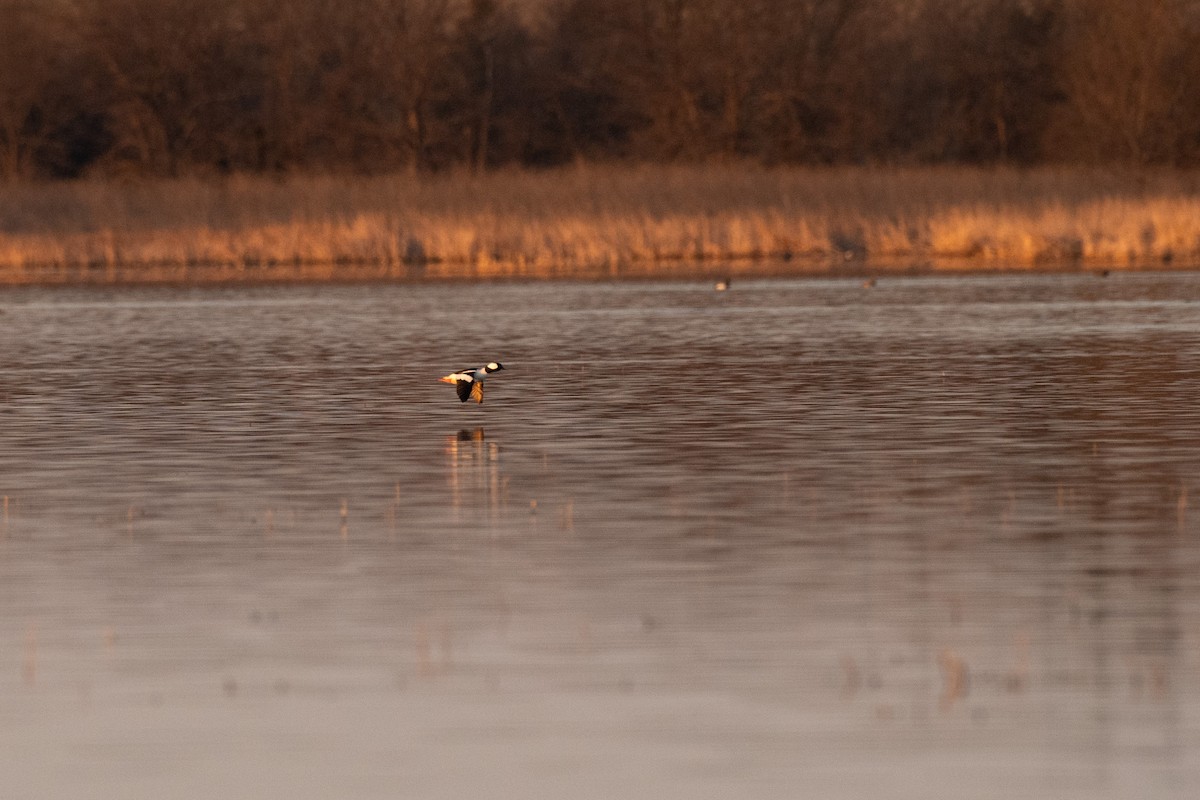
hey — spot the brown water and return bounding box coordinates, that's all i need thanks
[2,273,1199,799]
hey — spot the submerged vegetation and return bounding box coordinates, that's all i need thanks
[2,166,1198,282]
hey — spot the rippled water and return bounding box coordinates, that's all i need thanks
[2,273,1200,799]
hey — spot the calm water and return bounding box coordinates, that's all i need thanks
[2,273,1200,799]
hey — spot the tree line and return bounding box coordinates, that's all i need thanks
[2,0,1199,180]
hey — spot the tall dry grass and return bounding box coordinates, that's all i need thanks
[1,165,1199,282]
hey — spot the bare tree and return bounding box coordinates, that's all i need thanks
[241,0,331,171]
[1048,0,1197,163]
[277,0,455,172]
[883,0,1064,163]
[538,0,644,161]
[4,0,1200,176]
[0,1,66,178]
[450,0,539,170]
[73,0,259,175]
[374,0,455,172]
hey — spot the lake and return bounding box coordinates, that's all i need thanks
[2,272,1199,799]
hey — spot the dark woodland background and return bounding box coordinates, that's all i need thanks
[2,0,1199,180]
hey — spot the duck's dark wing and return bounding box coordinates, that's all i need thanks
[456,378,475,402]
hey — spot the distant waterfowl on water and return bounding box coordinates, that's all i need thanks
[714,277,731,291]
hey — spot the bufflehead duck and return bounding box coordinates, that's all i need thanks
[714,277,731,291]
[440,361,505,403]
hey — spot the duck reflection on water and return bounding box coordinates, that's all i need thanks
[445,428,503,520]
[455,427,487,443]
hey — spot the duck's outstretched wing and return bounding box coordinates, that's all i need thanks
[456,378,475,403]
[469,381,485,404]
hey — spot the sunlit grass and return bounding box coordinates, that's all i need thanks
[1,165,1198,281]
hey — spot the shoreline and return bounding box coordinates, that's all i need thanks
[2,166,1199,285]
[0,256,1186,289]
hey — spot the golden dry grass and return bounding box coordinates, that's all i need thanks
[1,165,1198,282]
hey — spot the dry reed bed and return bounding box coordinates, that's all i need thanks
[2,166,1199,282]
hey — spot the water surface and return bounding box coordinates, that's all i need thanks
[2,273,1199,799]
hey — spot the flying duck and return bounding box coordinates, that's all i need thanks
[439,361,505,403]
